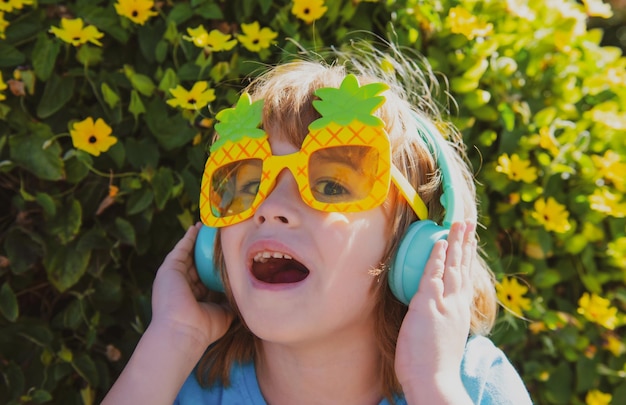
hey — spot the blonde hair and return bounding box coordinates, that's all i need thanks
[197,44,497,402]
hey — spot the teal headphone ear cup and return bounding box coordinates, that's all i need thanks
[390,220,449,305]
[194,225,225,292]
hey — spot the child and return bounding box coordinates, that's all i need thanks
[102,46,532,405]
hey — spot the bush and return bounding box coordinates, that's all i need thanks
[0,0,624,404]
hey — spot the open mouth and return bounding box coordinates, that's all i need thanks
[251,251,310,284]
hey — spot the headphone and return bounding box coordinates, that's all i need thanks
[194,112,463,305]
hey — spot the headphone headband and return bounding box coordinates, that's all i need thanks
[411,112,463,228]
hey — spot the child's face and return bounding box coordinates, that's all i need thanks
[220,133,392,345]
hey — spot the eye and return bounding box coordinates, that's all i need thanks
[312,179,350,198]
[240,180,260,196]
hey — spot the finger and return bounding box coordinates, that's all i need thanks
[442,221,466,296]
[162,224,201,271]
[413,239,447,305]
[460,221,476,299]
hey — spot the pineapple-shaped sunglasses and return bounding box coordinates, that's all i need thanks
[199,74,429,227]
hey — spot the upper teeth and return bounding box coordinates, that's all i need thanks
[253,251,293,263]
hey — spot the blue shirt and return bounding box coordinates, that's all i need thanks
[175,335,532,404]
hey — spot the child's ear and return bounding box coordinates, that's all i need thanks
[389,220,449,304]
[194,225,225,292]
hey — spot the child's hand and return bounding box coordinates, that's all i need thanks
[150,222,233,347]
[395,221,476,404]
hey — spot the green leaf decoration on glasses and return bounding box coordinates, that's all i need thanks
[309,74,389,130]
[210,93,266,153]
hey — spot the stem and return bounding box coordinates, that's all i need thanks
[81,160,138,179]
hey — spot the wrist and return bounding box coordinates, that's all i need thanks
[401,372,473,405]
[146,318,213,355]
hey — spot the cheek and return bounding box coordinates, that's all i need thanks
[321,210,390,269]
[218,226,246,284]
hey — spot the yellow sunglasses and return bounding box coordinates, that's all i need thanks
[199,75,428,227]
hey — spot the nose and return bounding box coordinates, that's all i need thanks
[254,169,303,226]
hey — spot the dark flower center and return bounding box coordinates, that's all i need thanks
[252,38,259,44]
[132,10,138,17]
[88,135,97,144]
[188,98,196,104]
[304,8,310,14]
[73,36,81,41]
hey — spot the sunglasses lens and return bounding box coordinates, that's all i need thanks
[309,145,380,204]
[210,159,263,218]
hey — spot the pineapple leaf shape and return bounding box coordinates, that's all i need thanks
[210,92,265,153]
[309,74,389,131]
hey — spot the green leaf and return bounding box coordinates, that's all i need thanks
[31,33,61,81]
[76,44,103,66]
[64,151,91,184]
[56,299,83,330]
[112,217,136,246]
[498,102,516,131]
[158,68,179,92]
[167,3,194,25]
[145,99,197,150]
[73,353,99,386]
[129,90,146,120]
[101,82,120,109]
[0,43,25,67]
[80,4,130,43]
[0,283,19,322]
[129,73,156,97]
[35,192,57,217]
[545,362,573,404]
[126,187,154,215]
[44,239,91,292]
[9,129,64,181]
[125,137,159,169]
[44,198,82,245]
[36,74,76,119]
[195,3,224,19]
[155,40,168,63]
[4,228,43,274]
[152,167,175,210]
[31,389,53,404]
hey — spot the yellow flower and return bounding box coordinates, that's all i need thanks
[496,277,531,317]
[495,153,538,183]
[607,237,626,269]
[114,0,158,26]
[538,127,560,156]
[586,389,612,405]
[0,12,9,40]
[0,0,33,13]
[0,71,7,101]
[184,25,237,51]
[166,81,216,110]
[578,293,619,330]
[70,117,117,156]
[592,150,626,192]
[447,6,493,40]
[589,188,626,218]
[291,0,328,24]
[49,18,104,47]
[582,0,613,19]
[531,197,572,233]
[237,22,277,53]
[604,333,625,356]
